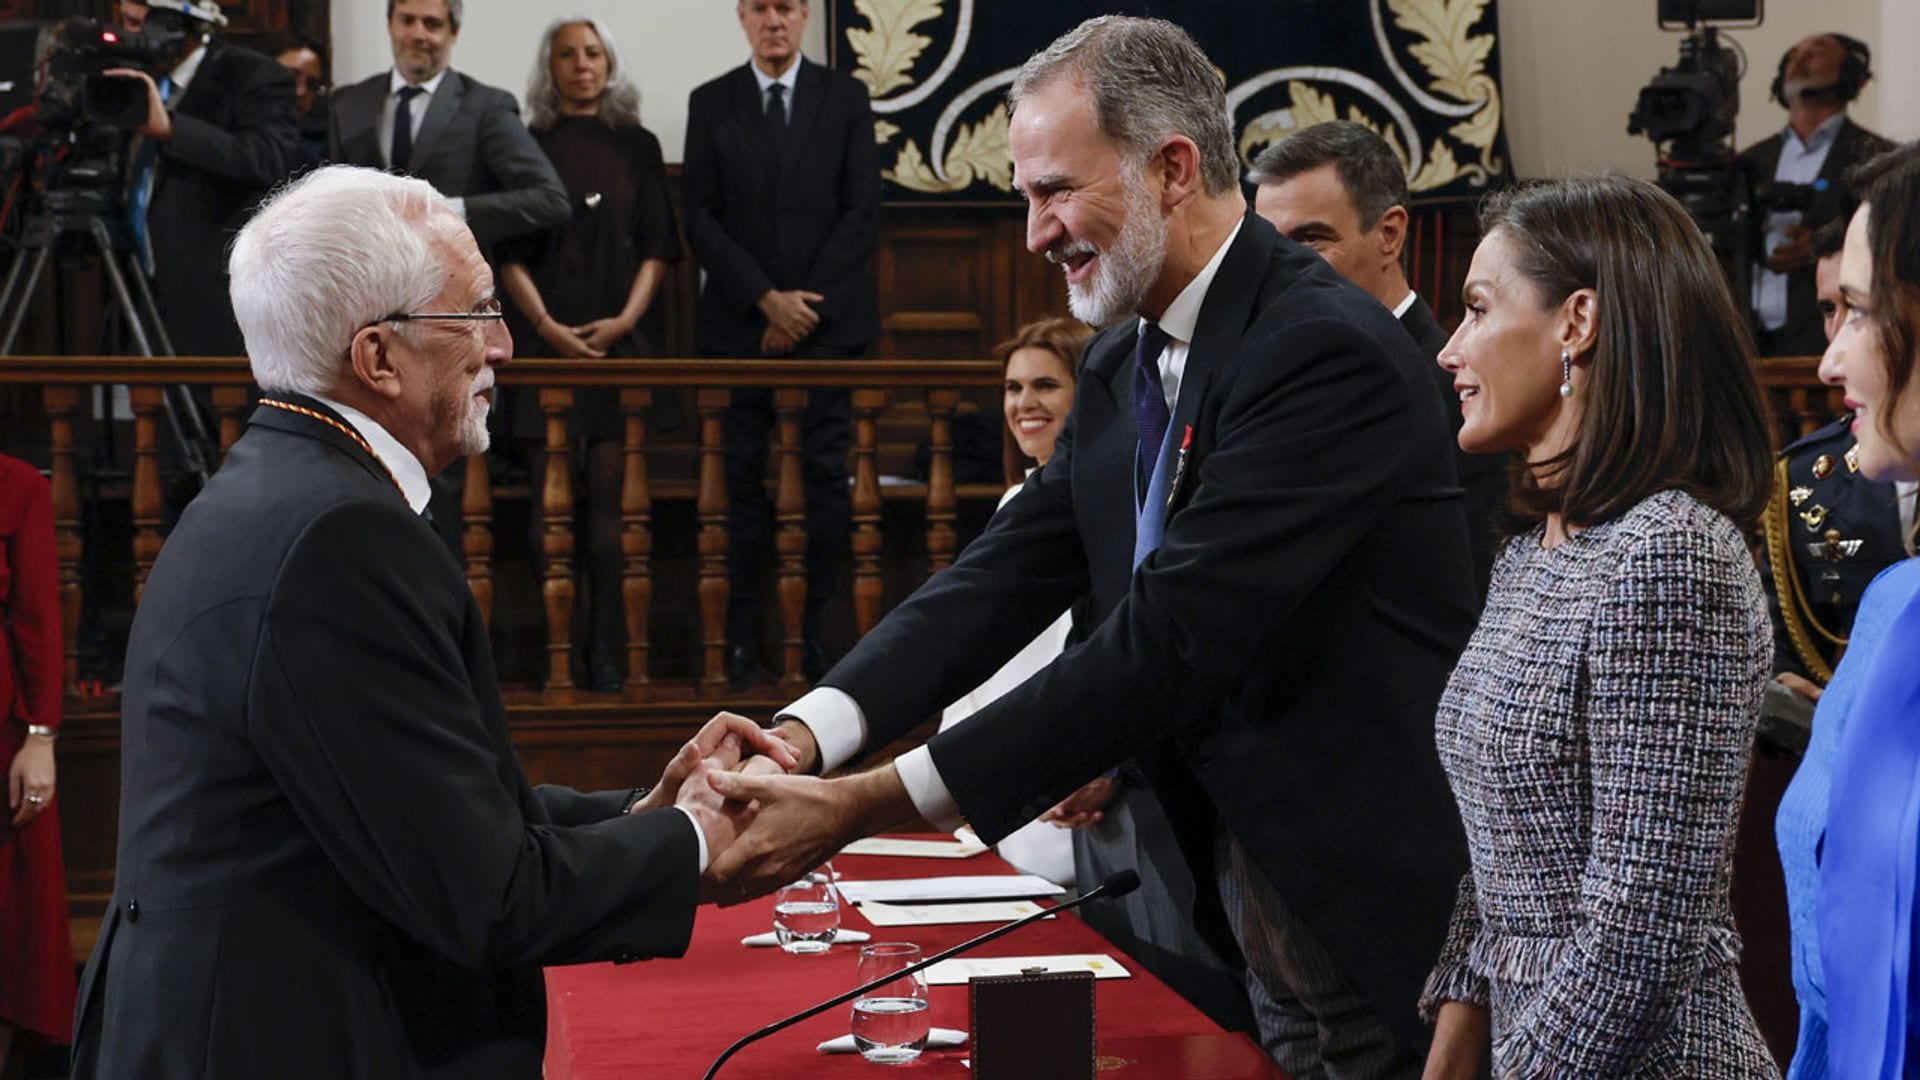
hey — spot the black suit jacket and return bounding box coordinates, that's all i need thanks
[682,60,880,354]
[1401,294,1508,594]
[72,398,698,1079]
[147,41,297,356]
[1740,116,1893,356]
[825,216,1475,1051]
[329,70,568,248]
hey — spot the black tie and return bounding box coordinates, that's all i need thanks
[765,82,788,134]
[391,85,424,171]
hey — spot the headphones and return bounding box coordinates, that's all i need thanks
[1771,33,1872,106]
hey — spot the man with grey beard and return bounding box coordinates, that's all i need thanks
[698,17,1477,1075]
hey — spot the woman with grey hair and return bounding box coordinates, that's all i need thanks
[500,15,679,690]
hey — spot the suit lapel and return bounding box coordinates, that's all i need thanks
[724,65,781,185]
[334,77,386,167]
[408,71,463,171]
[779,60,827,179]
[1169,216,1273,449]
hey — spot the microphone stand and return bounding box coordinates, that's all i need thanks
[701,868,1140,1080]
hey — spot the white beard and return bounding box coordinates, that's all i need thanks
[457,369,493,456]
[1064,165,1167,328]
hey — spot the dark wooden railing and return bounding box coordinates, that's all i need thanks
[0,356,1004,708]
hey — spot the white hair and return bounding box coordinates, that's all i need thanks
[230,166,460,397]
[525,16,642,131]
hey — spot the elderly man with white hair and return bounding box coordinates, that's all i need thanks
[69,166,794,1079]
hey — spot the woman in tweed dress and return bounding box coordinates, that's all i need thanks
[1420,175,1778,1077]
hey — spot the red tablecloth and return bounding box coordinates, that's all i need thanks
[544,838,1284,1078]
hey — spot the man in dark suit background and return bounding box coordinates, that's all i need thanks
[1250,121,1508,592]
[683,0,881,688]
[702,18,1475,1075]
[1739,32,1892,357]
[113,0,296,358]
[71,166,793,1078]
[328,0,567,250]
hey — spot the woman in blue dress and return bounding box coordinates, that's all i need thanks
[1778,141,1920,1078]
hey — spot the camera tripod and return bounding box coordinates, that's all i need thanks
[0,194,216,481]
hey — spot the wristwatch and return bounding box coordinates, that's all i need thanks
[26,724,56,739]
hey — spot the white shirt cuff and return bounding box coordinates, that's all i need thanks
[778,687,868,774]
[672,806,709,873]
[892,746,963,831]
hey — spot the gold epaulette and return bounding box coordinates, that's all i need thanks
[1764,455,1842,682]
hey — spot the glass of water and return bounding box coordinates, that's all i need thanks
[771,864,841,955]
[851,942,930,1065]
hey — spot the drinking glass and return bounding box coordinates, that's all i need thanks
[850,942,930,1065]
[771,864,841,955]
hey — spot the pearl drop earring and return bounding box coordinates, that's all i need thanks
[1559,349,1573,398]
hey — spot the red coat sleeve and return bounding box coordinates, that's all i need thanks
[3,460,62,731]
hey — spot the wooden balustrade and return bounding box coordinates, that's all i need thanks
[619,388,655,697]
[28,356,1008,705]
[1,353,1844,709]
[1755,356,1843,444]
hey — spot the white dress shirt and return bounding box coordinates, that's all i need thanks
[307,394,709,870]
[781,220,1246,829]
[1752,113,1845,333]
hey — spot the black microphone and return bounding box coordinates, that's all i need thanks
[701,869,1141,1080]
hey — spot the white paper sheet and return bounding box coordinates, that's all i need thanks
[839,836,989,859]
[922,954,1129,986]
[856,900,1051,927]
[835,875,1065,904]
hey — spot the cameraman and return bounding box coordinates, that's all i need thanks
[110,0,296,358]
[1739,33,1890,357]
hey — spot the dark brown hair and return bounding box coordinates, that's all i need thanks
[995,317,1093,486]
[1851,142,1920,470]
[1481,174,1772,531]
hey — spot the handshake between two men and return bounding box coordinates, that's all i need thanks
[661,714,923,905]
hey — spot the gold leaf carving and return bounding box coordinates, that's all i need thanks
[847,0,945,98]
[1407,139,1461,192]
[1385,0,1505,187]
[874,119,901,145]
[884,104,1013,194]
[1238,84,1408,174]
[1289,81,1340,130]
[1387,0,1493,101]
[1447,77,1501,151]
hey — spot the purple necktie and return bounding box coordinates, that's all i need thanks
[1133,321,1172,498]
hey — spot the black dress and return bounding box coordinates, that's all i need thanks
[503,117,681,441]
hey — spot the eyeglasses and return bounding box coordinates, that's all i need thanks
[379,298,505,324]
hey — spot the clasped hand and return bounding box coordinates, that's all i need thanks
[653,716,919,906]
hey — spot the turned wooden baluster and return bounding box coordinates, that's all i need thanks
[619,388,654,697]
[850,389,886,636]
[463,450,495,627]
[130,386,166,602]
[773,388,807,692]
[539,388,576,694]
[924,389,959,574]
[43,387,84,693]
[695,388,730,695]
[212,386,250,457]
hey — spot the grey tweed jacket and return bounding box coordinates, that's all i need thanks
[1421,490,1778,1077]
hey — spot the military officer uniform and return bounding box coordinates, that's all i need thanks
[1761,417,1911,753]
